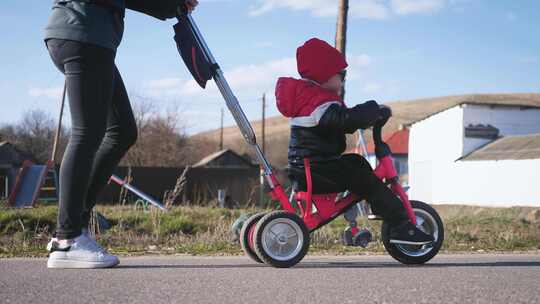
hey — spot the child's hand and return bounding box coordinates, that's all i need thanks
[376,105,392,127]
[379,105,392,119]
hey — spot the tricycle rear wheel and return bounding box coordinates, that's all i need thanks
[253,211,310,268]
[239,212,266,263]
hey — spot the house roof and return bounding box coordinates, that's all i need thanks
[365,129,409,155]
[193,149,255,168]
[461,133,540,161]
[407,101,540,127]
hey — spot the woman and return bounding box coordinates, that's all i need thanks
[46,0,198,269]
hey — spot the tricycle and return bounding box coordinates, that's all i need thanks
[174,10,444,268]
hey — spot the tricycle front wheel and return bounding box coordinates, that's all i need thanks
[381,200,444,264]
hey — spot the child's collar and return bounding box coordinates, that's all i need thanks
[301,78,321,86]
[300,78,344,103]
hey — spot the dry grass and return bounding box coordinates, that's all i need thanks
[0,203,539,257]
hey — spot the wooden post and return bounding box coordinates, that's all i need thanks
[336,0,362,152]
[335,0,349,101]
[335,0,349,56]
[260,93,267,207]
[219,107,224,151]
[261,93,266,155]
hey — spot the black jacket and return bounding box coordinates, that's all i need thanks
[126,0,183,20]
[55,0,183,20]
[288,100,381,166]
[46,0,183,51]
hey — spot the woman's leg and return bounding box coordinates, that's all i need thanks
[81,66,138,227]
[46,39,116,240]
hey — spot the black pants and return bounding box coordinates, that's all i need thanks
[46,39,138,239]
[294,154,409,224]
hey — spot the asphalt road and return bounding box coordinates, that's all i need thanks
[1,254,539,304]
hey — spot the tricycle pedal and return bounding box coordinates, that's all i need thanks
[342,227,373,248]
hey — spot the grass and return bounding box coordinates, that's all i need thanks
[0,202,539,257]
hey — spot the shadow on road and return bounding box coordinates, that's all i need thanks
[117,260,540,270]
[298,261,540,269]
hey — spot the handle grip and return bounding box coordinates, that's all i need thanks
[372,106,392,158]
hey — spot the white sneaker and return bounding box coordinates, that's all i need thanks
[47,234,119,269]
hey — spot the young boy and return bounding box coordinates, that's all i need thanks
[275,38,433,245]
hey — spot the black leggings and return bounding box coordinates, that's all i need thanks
[293,154,409,224]
[46,39,137,239]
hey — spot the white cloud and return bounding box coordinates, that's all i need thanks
[146,57,297,99]
[28,86,64,99]
[254,41,276,49]
[350,0,390,20]
[249,0,450,19]
[345,54,373,80]
[349,54,373,67]
[390,0,446,15]
[147,53,375,100]
[249,0,338,18]
[146,78,183,90]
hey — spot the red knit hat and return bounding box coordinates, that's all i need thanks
[296,38,348,84]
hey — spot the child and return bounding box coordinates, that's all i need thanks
[275,38,433,245]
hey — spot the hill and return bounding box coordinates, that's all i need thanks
[190,93,540,168]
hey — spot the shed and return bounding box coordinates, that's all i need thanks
[193,149,256,168]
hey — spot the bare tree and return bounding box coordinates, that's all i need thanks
[0,109,68,163]
[122,96,196,167]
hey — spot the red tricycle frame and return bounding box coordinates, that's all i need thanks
[267,154,417,233]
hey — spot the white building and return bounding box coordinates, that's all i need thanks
[408,103,540,207]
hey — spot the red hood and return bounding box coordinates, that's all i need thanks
[275,77,343,118]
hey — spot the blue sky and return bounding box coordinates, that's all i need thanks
[0,0,538,134]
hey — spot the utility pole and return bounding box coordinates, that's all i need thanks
[219,107,224,151]
[335,0,349,100]
[259,93,266,207]
[336,0,363,156]
[261,93,266,155]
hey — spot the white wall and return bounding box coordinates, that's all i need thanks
[409,105,464,203]
[437,159,540,207]
[463,137,492,156]
[409,104,540,207]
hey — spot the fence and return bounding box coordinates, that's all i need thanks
[98,166,262,207]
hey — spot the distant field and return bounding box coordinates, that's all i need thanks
[0,203,539,257]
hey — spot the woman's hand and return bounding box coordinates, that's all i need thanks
[185,0,198,12]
